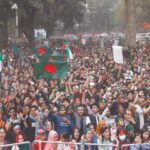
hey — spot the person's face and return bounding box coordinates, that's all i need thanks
[92,105,99,114]
[44,109,49,118]
[0,129,6,141]
[43,88,48,94]
[118,119,124,127]
[39,98,44,105]
[63,101,69,108]
[124,110,131,121]
[106,110,111,117]
[5,122,11,131]
[14,128,21,134]
[128,93,133,100]
[103,129,110,140]
[77,108,84,117]
[46,121,53,132]
[74,129,80,140]
[148,126,150,135]
[134,135,141,144]
[90,125,95,133]
[30,108,36,117]
[118,105,124,115]
[142,131,149,141]
[18,135,24,143]
[85,99,90,105]
[139,90,144,97]
[99,102,105,110]
[24,106,30,114]
[85,131,92,142]
[53,135,58,141]
[60,108,66,116]
[75,100,81,106]
[24,98,30,105]
[9,109,15,118]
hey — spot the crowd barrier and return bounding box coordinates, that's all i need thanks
[121,143,150,150]
[0,141,31,150]
[33,140,118,150]
[0,141,149,150]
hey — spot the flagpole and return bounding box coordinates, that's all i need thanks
[12,3,19,38]
[16,6,19,38]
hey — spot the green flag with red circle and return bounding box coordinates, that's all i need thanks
[32,45,52,61]
[32,60,69,79]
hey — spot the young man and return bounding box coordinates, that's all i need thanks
[48,105,74,135]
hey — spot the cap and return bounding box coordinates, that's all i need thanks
[126,124,133,131]
[119,129,125,135]
[13,125,21,130]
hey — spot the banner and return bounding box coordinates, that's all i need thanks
[143,23,150,28]
[82,39,86,45]
[112,46,124,64]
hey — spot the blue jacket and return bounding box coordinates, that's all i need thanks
[48,112,74,135]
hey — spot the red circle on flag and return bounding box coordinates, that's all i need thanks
[44,64,56,73]
[48,58,56,61]
[38,48,45,55]
[124,52,127,56]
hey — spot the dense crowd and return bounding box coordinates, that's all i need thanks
[0,39,150,150]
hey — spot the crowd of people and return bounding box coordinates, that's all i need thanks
[0,38,150,150]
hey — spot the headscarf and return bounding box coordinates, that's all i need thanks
[44,130,58,150]
[35,129,46,140]
[15,132,29,150]
[34,129,46,150]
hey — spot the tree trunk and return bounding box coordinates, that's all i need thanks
[23,14,35,48]
[24,26,35,48]
[0,19,8,47]
[125,0,136,47]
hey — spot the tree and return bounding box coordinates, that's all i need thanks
[12,0,42,48]
[125,0,136,47]
[0,0,12,46]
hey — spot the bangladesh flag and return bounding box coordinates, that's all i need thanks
[32,60,69,79]
[123,48,130,58]
[32,45,52,61]
[50,52,64,61]
[61,41,73,60]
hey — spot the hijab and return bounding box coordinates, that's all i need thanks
[44,130,58,150]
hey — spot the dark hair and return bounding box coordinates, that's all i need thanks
[91,103,99,109]
[86,123,94,129]
[30,105,37,110]
[45,120,54,130]
[101,126,111,142]
[134,133,141,139]
[60,132,69,140]
[72,128,80,142]
[8,107,15,112]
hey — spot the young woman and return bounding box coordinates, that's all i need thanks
[141,128,150,150]
[0,128,8,150]
[113,128,129,150]
[130,133,142,150]
[45,120,54,140]
[34,129,46,150]
[70,128,80,150]
[44,130,59,150]
[99,126,118,150]
[80,128,98,150]
[11,132,29,150]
